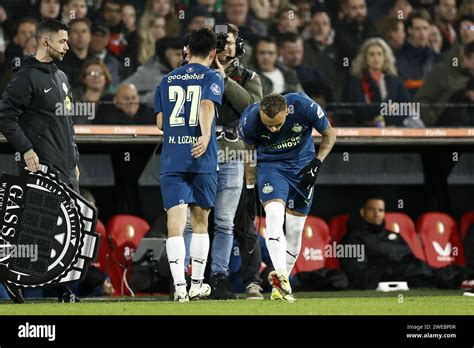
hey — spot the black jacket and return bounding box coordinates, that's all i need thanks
[0,55,79,185]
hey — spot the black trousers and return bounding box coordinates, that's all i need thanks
[233,181,262,287]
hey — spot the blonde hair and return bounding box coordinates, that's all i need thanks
[351,38,398,78]
[142,0,180,38]
[138,14,165,65]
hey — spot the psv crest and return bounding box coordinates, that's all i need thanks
[0,166,99,288]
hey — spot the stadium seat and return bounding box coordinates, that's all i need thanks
[417,213,465,268]
[293,216,340,274]
[105,215,151,295]
[328,214,349,243]
[254,216,267,237]
[385,212,426,261]
[459,211,474,238]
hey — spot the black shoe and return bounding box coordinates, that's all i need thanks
[3,282,24,304]
[463,288,474,297]
[209,273,237,300]
[57,286,82,303]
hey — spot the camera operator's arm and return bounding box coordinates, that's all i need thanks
[224,72,263,115]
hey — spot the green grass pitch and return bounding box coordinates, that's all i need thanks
[0,289,473,315]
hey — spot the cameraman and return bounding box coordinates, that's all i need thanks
[184,24,264,299]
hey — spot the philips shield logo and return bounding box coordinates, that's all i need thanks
[210,83,221,96]
[262,183,273,194]
[432,241,455,262]
[0,168,99,288]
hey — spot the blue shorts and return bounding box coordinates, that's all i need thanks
[160,172,217,210]
[257,161,314,215]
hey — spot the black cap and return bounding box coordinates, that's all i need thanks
[91,24,110,36]
[185,6,210,26]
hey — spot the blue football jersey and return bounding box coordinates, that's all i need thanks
[155,63,224,173]
[239,92,329,165]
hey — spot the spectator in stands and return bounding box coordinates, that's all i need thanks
[89,24,120,91]
[376,0,413,28]
[94,84,154,125]
[61,0,88,24]
[0,5,7,66]
[251,36,302,95]
[340,196,473,289]
[73,58,113,124]
[415,42,474,126]
[294,0,313,33]
[335,0,380,62]
[437,77,474,126]
[38,0,61,20]
[344,37,411,127]
[23,36,37,55]
[197,0,219,14]
[268,5,301,40]
[395,9,442,98]
[220,0,267,45]
[122,3,136,34]
[443,15,474,61]
[122,36,181,107]
[278,33,331,97]
[59,18,92,88]
[433,0,457,52]
[429,24,444,53]
[303,8,343,101]
[3,18,37,70]
[249,0,283,26]
[459,0,474,17]
[141,0,180,38]
[379,18,406,53]
[184,5,213,32]
[120,3,139,78]
[100,0,128,57]
[137,14,166,66]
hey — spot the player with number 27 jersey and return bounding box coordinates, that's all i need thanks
[155,63,224,174]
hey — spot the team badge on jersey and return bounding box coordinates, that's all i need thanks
[262,183,273,194]
[292,123,303,133]
[210,83,221,96]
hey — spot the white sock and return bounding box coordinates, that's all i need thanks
[264,201,287,274]
[190,233,209,290]
[285,213,306,274]
[166,236,186,292]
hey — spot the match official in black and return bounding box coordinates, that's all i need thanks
[0,19,80,303]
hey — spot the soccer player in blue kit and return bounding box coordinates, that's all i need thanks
[155,28,224,302]
[239,92,337,302]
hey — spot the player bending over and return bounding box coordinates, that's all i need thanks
[239,92,336,302]
[155,28,224,302]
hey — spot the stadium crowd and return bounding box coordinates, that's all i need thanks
[1,0,474,127]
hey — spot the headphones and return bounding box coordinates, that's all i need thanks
[181,28,245,62]
[235,35,245,58]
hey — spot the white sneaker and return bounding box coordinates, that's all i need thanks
[174,289,189,303]
[188,283,211,301]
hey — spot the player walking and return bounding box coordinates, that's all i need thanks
[155,28,224,302]
[239,92,336,302]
